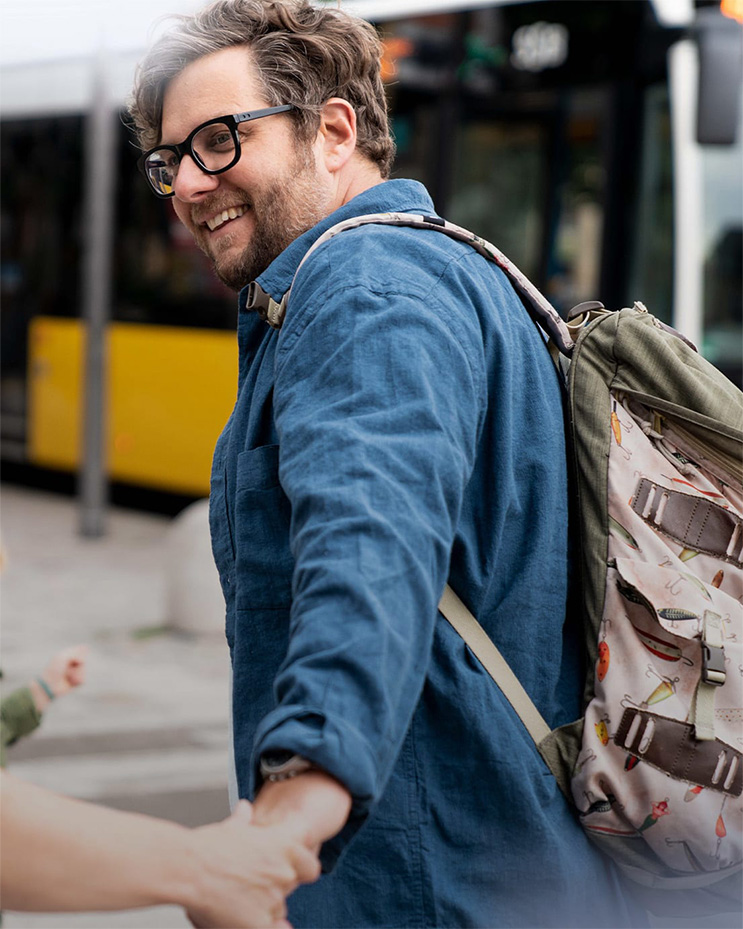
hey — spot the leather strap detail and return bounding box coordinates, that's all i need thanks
[630,478,743,567]
[614,708,743,796]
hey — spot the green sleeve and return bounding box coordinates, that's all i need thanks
[1,686,42,767]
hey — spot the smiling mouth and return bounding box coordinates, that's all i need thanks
[204,205,248,232]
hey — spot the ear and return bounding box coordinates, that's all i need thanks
[317,98,357,174]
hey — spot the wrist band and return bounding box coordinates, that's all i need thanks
[36,677,55,701]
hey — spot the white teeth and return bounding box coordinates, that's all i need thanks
[206,205,247,231]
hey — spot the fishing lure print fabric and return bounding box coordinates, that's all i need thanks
[574,391,743,880]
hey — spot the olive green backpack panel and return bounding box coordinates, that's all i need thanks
[564,307,743,711]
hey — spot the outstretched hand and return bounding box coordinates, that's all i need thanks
[186,800,320,928]
[43,644,89,697]
[29,644,89,712]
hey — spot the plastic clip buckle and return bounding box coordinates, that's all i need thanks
[702,644,726,686]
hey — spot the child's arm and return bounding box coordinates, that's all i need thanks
[1,645,88,766]
[0,687,42,764]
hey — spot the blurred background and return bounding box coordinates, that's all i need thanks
[1,0,741,508]
[1,0,741,926]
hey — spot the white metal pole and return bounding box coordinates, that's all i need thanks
[668,39,704,350]
[79,53,117,537]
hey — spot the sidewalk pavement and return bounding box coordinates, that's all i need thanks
[1,484,232,929]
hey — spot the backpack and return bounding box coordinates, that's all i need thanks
[247,211,743,914]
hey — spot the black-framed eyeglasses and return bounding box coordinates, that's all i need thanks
[138,105,295,199]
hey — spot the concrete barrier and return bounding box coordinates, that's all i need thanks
[165,499,225,635]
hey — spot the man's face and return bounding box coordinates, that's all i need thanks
[161,46,332,291]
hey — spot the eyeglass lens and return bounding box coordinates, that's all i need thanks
[145,121,236,196]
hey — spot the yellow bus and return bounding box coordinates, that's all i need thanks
[1,0,740,500]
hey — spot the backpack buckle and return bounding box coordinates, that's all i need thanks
[702,643,726,686]
[245,281,288,329]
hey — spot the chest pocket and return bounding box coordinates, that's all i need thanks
[234,444,294,611]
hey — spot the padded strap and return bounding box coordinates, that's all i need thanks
[249,212,575,355]
[438,585,551,746]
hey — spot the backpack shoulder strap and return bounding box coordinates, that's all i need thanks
[438,586,551,747]
[246,212,575,356]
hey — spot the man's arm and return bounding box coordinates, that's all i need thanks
[0,771,319,926]
[251,245,484,859]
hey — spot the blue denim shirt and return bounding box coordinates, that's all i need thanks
[210,179,642,928]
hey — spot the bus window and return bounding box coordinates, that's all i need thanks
[448,119,546,283]
[701,110,742,385]
[547,88,607,313]
[1,117,84,330]
[382,14,463,197]
[1,117,84,460]
[628,84,674,325]
[390,99,438,191]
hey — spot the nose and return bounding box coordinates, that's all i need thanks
[172,153,220,202]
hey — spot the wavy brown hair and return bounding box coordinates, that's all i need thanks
[128,0,395,177]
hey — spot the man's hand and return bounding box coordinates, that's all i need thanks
[185,800,320,928]
[252,769,353,853]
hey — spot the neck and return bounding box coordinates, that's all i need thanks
[334,154,385,210]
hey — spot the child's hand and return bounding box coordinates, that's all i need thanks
[41,645,89,698]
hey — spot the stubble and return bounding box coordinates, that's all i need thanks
[199,145,332,292]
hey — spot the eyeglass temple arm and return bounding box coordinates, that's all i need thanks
[233,104,295,124]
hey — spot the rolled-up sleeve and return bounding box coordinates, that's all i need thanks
[251,239,486,859]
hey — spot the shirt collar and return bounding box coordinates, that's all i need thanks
[238,179,435,312]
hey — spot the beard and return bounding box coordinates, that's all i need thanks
[191,143,332,292]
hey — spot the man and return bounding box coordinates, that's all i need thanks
[129,2,643,925]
